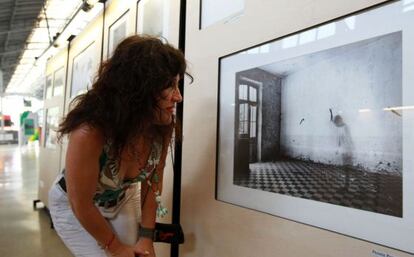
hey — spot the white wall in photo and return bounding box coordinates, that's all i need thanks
[259,32,402,173]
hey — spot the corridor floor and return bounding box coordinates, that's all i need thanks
[0,144,72,257]
[234,160,402,217]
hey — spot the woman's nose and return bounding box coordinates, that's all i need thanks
[173,88,183,103]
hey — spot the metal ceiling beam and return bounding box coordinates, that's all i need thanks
[0,26,62,35]
[0,50,22,56]
[42,4,52,43]
[1,63,32,70]
[0,48,44,56]
[1,0,19,68]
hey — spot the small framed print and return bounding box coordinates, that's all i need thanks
[44,107,59,149]
[45,74,53,99]
[136,0,168,38]
[71,42,99,98]
[108,10,129,57]
[52,66,64,97]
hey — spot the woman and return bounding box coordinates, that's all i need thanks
[48,35,187,257]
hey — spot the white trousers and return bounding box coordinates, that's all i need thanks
[48,178,141,257]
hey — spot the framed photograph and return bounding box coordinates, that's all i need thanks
[216,0,414,253]
[199,0,245,29]
[45,74,53,99]
[52,66,64,97]
[108,10,129,57]
[136,0,168,37]
[71,41,99,98]
[44,107,59,149]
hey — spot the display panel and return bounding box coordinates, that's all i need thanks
[70,42,99,97]
[217,0,414,253]
[44,107,59,149]
[108,10,129,57]
[52,67,65,97]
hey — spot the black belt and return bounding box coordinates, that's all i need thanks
[58,175,125,209]
[58,176,67,192]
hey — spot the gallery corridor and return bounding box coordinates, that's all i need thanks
[0,145,71,257]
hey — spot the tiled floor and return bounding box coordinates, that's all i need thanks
[234,160,402,217]
[0,144,72,257]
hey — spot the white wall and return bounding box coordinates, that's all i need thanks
[278,32,402,173]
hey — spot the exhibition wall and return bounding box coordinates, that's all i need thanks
[183,0,413,257]
[38,0,414,257]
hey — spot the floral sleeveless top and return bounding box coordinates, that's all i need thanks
[93,139,167,218]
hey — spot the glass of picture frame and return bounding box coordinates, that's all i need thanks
[199,0,245,29]
[136,0,168,37]
[216,0,414,253]
[44,107,59,149]
[108,10,129,57]
[70,42,99,98]
[52,66,64,97]
[45,74,53,99]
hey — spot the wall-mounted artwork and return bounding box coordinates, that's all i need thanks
[52,67,64,97]
[45,74,53,99]
[71,42,99,98]
[199,0,244,29]
[44,107,59,149]
[136,0,168,37]
[108,10,129,57]
[216,0,414,253]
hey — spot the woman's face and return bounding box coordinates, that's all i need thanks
[154,75,183,125]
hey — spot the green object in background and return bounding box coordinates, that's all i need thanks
[20,111,30,125]
[29,128,40,142]
[24,119,35,136]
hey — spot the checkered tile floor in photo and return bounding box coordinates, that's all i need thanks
[233,160,402,217]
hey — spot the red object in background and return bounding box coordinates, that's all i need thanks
[3,115,13,127]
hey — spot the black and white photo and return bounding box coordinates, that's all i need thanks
[216,1,414,252]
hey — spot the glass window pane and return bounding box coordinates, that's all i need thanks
[239,84,248,100]
[250,106,256,122]
[239,105,245,121]
[249,87,257,102]
[239,103,249,134]
[239,121,244,134]
[250,122,256,138]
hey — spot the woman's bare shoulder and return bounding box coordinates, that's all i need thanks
[68,124,105,149]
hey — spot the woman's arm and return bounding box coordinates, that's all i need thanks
[65,125,134,255]
[135,132,172,255]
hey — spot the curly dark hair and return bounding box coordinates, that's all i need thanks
[58,35,188,157]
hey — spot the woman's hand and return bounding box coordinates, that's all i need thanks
[134,238,155,257]
[109,242,150,257]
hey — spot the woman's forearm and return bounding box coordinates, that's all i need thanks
[71,202,122,252]
[140,185,157,229]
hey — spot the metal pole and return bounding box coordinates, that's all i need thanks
[171,1,186,257]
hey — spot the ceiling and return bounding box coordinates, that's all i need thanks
[0,0,81,98]
[0,0,46,93]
